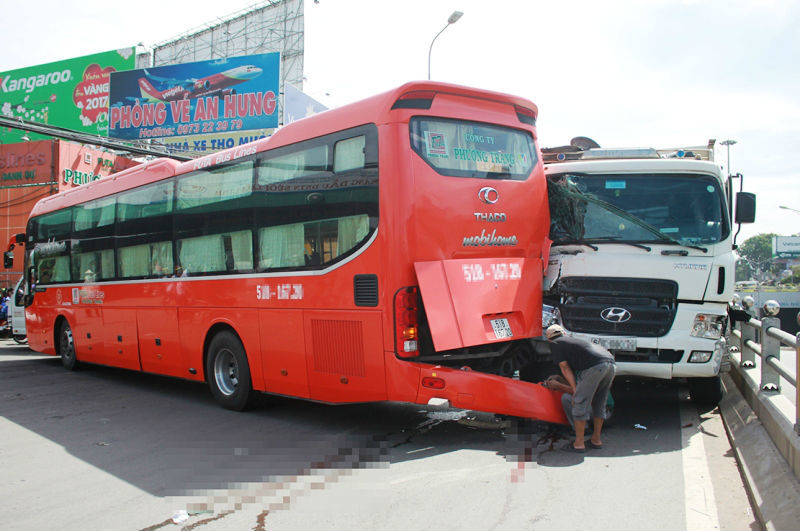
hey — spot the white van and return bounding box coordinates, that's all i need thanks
[9,277,26,343]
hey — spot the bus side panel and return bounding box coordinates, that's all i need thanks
[384,351,421,404]
[71,304,105,364]
[137,308,183,379]
[303,310,387,403]
[258,309,310,398]
[177,308,265,389]
[102,308,142,371]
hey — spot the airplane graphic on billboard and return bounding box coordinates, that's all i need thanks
[137,65,263,102]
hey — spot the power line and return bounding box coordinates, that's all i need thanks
[0,116,193,161]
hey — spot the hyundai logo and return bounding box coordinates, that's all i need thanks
[478,186,499,204]
[600,307,632,323]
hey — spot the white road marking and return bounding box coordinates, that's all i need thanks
[679,385,720,530]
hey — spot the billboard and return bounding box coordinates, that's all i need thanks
[108,53,280,141]
[283,82,328,125]
[0,49,135,141]
[773,236,800,258]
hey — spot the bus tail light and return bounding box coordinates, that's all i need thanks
[514,104,537,126]
[395,286,420,357]
[391,91,436,110]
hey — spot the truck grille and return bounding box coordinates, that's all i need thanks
[558,277,678,337]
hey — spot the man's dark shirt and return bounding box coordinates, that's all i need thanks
[550,335,615,372]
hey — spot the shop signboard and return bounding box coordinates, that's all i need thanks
[108,53,279,142]
[0,49,136,142]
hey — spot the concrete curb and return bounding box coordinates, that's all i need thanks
[719,372,800,531]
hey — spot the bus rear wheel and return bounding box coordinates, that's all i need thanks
[58,321,78,370]
[206,331,253,411]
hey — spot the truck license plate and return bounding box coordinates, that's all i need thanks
[594,337,637,351]
[490,318,513,339]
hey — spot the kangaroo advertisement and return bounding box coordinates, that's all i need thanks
[0,48,136,142]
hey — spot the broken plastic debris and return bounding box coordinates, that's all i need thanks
[172,510,189,524]
[634,424,647,430]
[426,410,467,421]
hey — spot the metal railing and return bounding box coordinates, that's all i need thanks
[728,295,800,434]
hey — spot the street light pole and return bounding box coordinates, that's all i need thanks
[428,11,463,80]
[720,139,737,177]
[780,205,800,215]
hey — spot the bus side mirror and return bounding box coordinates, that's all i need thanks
[3,251,13,269]
[735,192,756,224]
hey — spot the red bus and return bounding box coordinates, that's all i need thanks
[13,81,565,423]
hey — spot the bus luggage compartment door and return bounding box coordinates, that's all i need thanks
[414,258,541,352]
[137,308,182,378]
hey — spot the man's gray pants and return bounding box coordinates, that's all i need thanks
[561,361,616,428]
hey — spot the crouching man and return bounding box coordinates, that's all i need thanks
[543,325,616,453]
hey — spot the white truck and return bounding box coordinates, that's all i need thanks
[539,138,755,403]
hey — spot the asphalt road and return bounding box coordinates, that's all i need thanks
[0,339,760,531]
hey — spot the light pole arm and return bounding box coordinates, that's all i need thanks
[428,23,450,80]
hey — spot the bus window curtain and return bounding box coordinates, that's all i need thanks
[336,214,369,257]
[259,223,304,269]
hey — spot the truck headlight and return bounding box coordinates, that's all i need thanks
[690,314,726,339]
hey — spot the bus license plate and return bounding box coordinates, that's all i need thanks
[490,318,513,339]
[595,337,637,351]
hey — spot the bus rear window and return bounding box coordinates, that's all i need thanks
[409,117,536,180]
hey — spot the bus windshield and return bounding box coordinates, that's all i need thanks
[409,117,536,180]
[548,173,730,245]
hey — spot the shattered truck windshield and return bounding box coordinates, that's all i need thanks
[548,173,730,246]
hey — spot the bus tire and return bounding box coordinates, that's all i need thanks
[206,331,253,411]
[58,321,78,371]
[688,376,723,405]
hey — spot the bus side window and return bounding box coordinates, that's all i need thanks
[334,136,365,172]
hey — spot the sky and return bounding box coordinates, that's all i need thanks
[3,0,798,242]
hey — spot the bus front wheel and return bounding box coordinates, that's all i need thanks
[206,331,253,411]
[58,321,78,371]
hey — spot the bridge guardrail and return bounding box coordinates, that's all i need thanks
[728,295,800,435]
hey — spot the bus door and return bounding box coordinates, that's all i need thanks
[303,310,387,403]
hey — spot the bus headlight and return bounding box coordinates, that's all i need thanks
[690,314,726,339]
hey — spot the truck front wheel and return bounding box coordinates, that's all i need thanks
[687,376,723,405]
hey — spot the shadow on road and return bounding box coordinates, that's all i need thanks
[1,343,686,503]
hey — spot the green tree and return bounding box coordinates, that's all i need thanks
[736,233,777,281]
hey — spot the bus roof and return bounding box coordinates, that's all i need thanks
[28,80,538,220]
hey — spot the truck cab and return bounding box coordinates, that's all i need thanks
[539,139,755,403]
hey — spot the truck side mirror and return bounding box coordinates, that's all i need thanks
[3,251,13,269]
[735,192,756,224]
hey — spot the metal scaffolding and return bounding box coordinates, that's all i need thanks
[138,0,304,91]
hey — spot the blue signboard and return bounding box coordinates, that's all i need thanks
[108,53,279,140]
